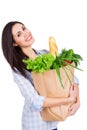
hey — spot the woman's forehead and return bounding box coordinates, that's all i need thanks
[12,23,23,35]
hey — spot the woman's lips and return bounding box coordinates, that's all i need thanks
[26,35,32,41]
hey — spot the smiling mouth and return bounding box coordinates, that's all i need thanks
[26,35,32,41]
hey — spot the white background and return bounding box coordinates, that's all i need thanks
[0,0,87,130]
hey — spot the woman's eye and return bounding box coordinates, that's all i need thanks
[17,33,20,37]
[22,26,26,30]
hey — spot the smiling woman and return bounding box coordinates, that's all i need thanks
[12,23,37,59]
[1,21,80,130]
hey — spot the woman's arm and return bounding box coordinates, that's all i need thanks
[43,85,76,108]
[43,97,75,108]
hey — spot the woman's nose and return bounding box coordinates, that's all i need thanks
[24,30,29,37]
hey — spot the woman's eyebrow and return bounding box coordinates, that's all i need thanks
[22,24,25,28]
[17,31,21,36]
[14,31,21,37]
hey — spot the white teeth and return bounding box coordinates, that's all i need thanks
[27,35,31,41]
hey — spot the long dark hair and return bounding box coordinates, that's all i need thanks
[1,21,28,78]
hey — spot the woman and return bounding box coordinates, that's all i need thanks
[1,21,80,130]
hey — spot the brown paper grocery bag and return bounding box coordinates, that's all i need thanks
[32,63,74,121]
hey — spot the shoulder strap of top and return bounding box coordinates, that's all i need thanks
[38,49,49,54]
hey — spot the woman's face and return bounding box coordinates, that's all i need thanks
[12,23,35,48]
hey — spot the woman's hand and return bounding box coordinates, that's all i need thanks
[68,84,80,116]
[69,84,77,102]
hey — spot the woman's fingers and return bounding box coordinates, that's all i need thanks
[69,102,80,115]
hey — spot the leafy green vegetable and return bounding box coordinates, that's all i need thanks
[23,53,55,73]
[51,48,83,69]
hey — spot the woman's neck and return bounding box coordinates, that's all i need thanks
[22,47,37,59]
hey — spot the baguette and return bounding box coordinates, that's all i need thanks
[49,36,58,57]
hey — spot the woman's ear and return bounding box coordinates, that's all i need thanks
[13,42,18,47]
